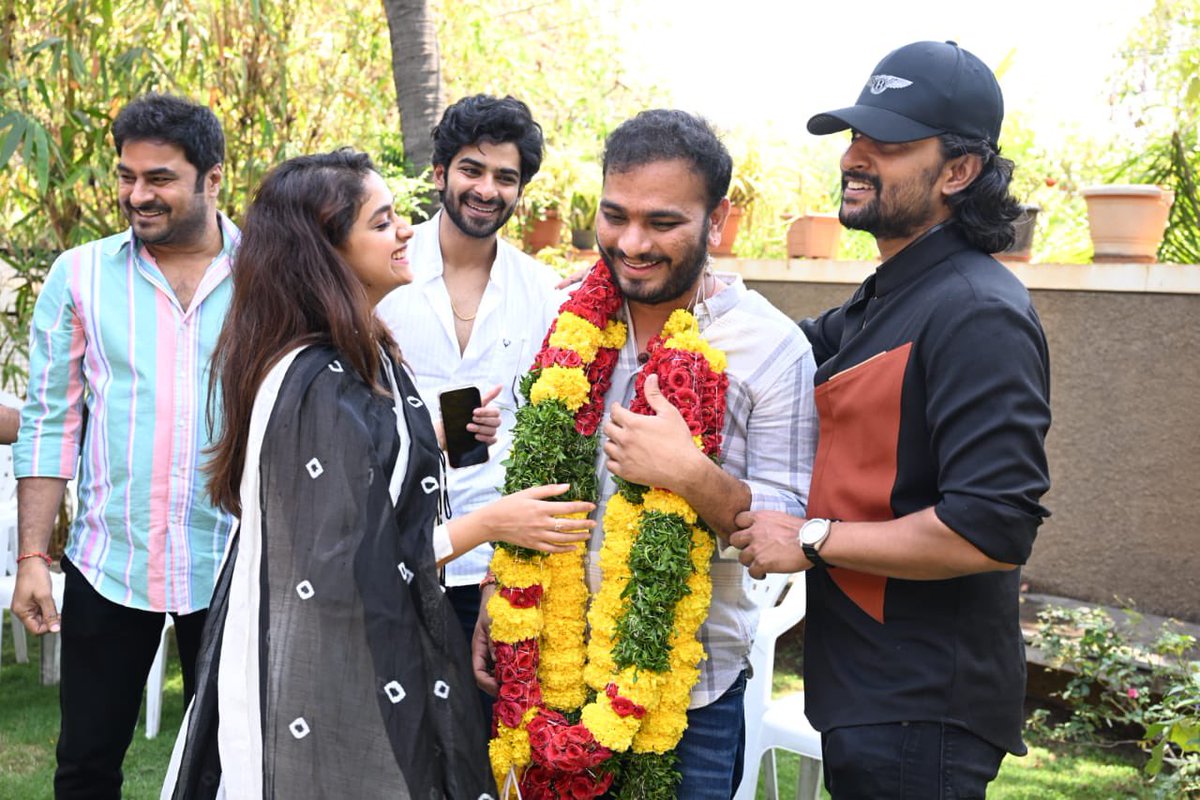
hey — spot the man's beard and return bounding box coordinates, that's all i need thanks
[121,192,211,247]
[839,164,944,241]
[441,187,517,239]
[598,221,710,306]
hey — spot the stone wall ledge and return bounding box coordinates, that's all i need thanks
[721,257,1200,295]
[1021,592,1200,671]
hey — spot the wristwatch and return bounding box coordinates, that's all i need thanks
[798,518,833,568]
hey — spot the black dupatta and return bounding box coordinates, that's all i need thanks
[168,345,494,799]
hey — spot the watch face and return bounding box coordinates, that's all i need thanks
[800,519,829,546]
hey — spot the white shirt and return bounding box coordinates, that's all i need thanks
[376,212,563,585]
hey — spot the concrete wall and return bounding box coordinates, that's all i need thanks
[743,265,1200,623]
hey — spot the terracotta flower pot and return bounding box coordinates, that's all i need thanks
[710,205,744,256]
[1080,185,1174,264]
[786,214,843,259]
[524,209,563,254]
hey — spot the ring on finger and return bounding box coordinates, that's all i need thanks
[553,519,562,532]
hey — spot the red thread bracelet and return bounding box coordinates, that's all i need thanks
[16,551,52,567]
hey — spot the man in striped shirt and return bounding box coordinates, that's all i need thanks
[10,94,236,800]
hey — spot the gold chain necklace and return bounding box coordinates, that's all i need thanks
[449,294,478,323]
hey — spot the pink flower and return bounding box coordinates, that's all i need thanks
[1127,687,1140,699]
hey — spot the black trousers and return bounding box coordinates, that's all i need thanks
[444,583,495,722]
[54,557,208,800]
[822,721,1006,799]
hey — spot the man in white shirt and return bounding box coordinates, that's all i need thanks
[471,109,818,798]
[375,94,561,664]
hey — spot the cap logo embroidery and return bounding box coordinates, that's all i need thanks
[867,74,913,94]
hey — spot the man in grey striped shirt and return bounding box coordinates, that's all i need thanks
[590,110,817,798]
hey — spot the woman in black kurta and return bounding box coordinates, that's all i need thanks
[163,150,592,799]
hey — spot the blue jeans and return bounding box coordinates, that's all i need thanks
[822,721,1006,799]
[675,670,748,799]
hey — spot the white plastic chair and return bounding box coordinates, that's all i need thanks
[144,616,174,738]
[736,571,823,800]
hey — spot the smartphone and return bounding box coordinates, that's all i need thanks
[438,386,490,469]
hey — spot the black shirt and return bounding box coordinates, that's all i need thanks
[799,223,1051,754]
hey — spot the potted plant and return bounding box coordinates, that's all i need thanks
[1080,185,1174,263]
[783,173,845,259]
[785,213,843,259]
[998,204,1040,262]
[568,189,597,251]
[520,183,564,254]
[1111,129,1199,264]
[714,149,762,256]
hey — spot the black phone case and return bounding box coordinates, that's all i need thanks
[439,388,489,469]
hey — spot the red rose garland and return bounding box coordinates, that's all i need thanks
[489,259,728,798]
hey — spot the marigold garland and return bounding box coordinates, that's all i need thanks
[489,259,728,799]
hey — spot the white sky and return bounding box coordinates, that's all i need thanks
[612,0,1154,147]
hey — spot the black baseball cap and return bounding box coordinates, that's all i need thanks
[807,41,1004,145]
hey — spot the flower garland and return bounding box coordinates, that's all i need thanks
[489,259,728,799]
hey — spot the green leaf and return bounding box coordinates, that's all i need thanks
[1145,739,1165,776]
[62,164,91,191]
[612,510,696,672]
[24,36,64,58]
[0,112,27,169]
[612,751,680,800]
[1168,720,1200,752]
[68,46,88,82]
[29,122,51,194]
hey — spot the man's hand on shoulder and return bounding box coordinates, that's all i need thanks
[729,510,812,579]
[554,265,589,291]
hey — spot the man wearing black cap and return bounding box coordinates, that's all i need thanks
[730,41,1051,796]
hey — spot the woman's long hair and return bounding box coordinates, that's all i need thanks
[207,148,396,516]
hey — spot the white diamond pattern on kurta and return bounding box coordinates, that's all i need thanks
[383,680,406,704]
[305,458,324,479]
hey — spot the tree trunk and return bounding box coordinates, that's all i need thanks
[380,0,444,179]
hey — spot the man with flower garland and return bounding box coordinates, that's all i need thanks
[476,109,818,798]
[730,41,1051,797]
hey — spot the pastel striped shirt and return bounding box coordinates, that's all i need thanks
[14,216,238,613]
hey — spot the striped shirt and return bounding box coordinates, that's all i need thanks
[587,273,818,708]
[14,216,239,613]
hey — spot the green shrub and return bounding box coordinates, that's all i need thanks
[1030,605,1200,797]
